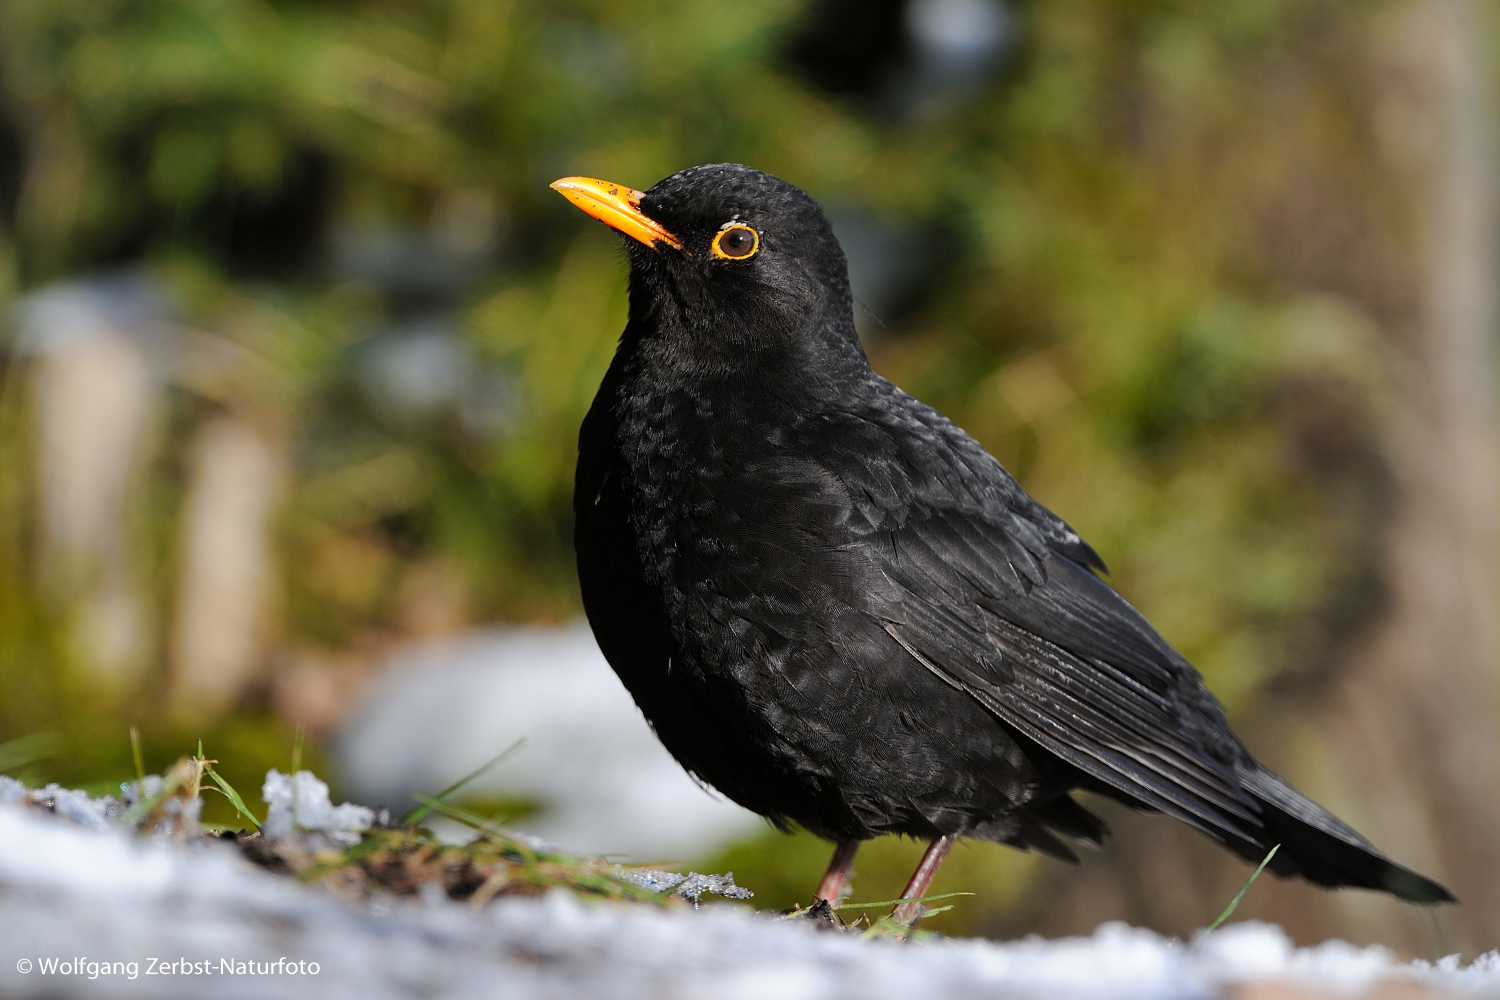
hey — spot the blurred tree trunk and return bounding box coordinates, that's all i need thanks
[991,0,1500,955]
[1316,0,1500,951]
[169,412,286,720]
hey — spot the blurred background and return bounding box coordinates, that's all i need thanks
[1,0,1497,958]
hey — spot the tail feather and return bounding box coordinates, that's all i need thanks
[993,764,1452,905]
[1031,793,1110,847]
[1235,768,1454,905]
[975,793,1109,860]
[1005,815,1080,863]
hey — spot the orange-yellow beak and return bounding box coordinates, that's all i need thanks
[550,176,682,250]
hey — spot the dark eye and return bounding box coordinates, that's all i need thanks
[712,225,759,260]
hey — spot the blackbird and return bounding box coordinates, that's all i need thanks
[552,164,1454,923]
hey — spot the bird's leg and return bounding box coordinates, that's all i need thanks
[890,835,957,928]
[814,839,861,904]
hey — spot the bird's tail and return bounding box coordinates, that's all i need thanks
[1234,767,1454,904]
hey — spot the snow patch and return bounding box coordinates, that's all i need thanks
[261,769,374,845]
[1,779,1497,999]
[335,624,764,858]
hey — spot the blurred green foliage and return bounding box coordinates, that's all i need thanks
[0,0,1410,929]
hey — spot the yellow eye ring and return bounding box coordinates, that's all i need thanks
[711,225,759,260]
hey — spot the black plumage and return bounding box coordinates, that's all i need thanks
[557,163,1453,909]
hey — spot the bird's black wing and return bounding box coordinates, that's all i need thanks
[753,389,1451,903]
[863,507,1264,840]
[803,398,1265,843]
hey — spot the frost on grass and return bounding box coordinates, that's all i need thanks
[614,868,753,903]
[261,769,374,846]
[0,764,750,912]
[0,771,211,839]
[0,775,127,831]
[243,770,753,907]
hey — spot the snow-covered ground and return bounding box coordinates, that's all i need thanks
[2,786,1498,1000]
[336,624,764,859]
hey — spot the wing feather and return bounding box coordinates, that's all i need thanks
[857,504,1262,842]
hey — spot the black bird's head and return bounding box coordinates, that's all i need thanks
[552,164,860,374]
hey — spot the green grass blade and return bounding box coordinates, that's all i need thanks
[203,765,261,830]
[409,794,532,854]
[0,732,64,774]
[835,891,975,911]
[129,727,145,784]
[411,792,496,830]
[291,722,305,773]
[403,739,525,826]
[1206,844,1279,932]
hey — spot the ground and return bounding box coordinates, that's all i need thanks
[0,772,1496,1000]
